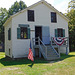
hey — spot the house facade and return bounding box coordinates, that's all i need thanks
[4,0,69,59]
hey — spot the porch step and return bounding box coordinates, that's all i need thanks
[47,57,60,60]
[34,45,60,60]
[47,46,59,60]
[41,45,59,60]
[47,53,58,56]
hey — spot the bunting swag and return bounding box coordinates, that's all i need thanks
[53,37,65,46]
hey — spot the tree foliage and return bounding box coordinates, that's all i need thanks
[8,1,27,17]
[0,1,27,43]
[66,0,75,51]
[0,8,8,43]
[68,0,75,9]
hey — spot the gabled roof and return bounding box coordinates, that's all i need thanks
[3,0,69,26]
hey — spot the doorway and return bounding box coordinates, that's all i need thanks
[35,26,42,45]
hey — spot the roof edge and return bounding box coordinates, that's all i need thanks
[3,0,42,26]
[3,0,69,26]
[43,0,69,21]
[3,17,12,26]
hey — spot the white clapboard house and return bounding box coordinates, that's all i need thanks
[4,0,69,60]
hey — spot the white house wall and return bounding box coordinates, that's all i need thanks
[12,3,69,58]
[5,20,12,57]
[50,15,68,37]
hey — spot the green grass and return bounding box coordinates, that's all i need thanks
[0,52,75,75]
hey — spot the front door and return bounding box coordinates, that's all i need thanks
[35,26,42,45]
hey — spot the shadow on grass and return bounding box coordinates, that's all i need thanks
[28,62,34,68]
[60,53,75,60]
[0,54,75,66]
[0,57,48,66]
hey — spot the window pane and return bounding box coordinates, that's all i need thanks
[21,27,27,39]
[28,10,34,21]
[51,12,57,23]
[61,29,63,37]
[8,28,11,40]
[57,29,63,37]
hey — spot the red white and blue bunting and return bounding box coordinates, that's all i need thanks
[53,37,65,46]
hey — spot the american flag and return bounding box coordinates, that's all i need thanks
[28,41,34,61]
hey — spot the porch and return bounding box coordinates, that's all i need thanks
[32,37,69,60]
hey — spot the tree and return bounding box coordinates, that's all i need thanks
[0,8,8,43]
[19,1,27,10]
[66,0,75,51]
[68,0,75,9]
[0,1,27,43]
[8,1,27,17]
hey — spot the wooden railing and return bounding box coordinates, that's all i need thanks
[51,37,69,57]
[32,37,47,58]
[51,41,60,57]
[32,37,38,46]
[51,37,69,47]
[38,37,47,57]
[32,37,69,58]
[51,37,59,56]
[32,37,39,57]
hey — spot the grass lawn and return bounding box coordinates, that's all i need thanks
[0,52,75,75]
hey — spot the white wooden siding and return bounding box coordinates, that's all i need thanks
[5,3,69,58]
[5,20,12,57]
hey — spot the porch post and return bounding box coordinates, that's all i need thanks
[32,38,35,57]
[39,51,41,58]
[46,47,47,57]
[66,47,68,55]
[38,37,40,45]
[66,37,69,55]
[34,49,35,57]
[58,46,60,57]
[51,37,52,46]
[38,37,41,57]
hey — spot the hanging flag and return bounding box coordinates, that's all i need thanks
[28,41,34,61]
[53,37,65,46]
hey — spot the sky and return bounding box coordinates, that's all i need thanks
[0,0,71,13]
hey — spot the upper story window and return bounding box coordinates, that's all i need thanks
[27,10,34,22]
[51,12,57,23]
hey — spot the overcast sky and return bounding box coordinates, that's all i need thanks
[0,0,71,13]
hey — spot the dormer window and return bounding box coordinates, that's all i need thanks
[27,10,34,22]
[51,12,57,23]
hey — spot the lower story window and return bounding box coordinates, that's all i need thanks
[17,27,30,39]
[21,27,27,39]
[8,28,11,40]
[55,28,65,37]
[58,28,63,37]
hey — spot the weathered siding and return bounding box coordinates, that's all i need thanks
[10,3,69,58]
[12,10,30,58]
[5,20,12,57]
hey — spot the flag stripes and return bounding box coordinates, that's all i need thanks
[53,37,65,46]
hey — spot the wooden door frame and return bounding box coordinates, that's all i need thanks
[35,26,42,45]
[35,26,42,39]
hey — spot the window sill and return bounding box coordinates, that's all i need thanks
[51,22,57,23]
